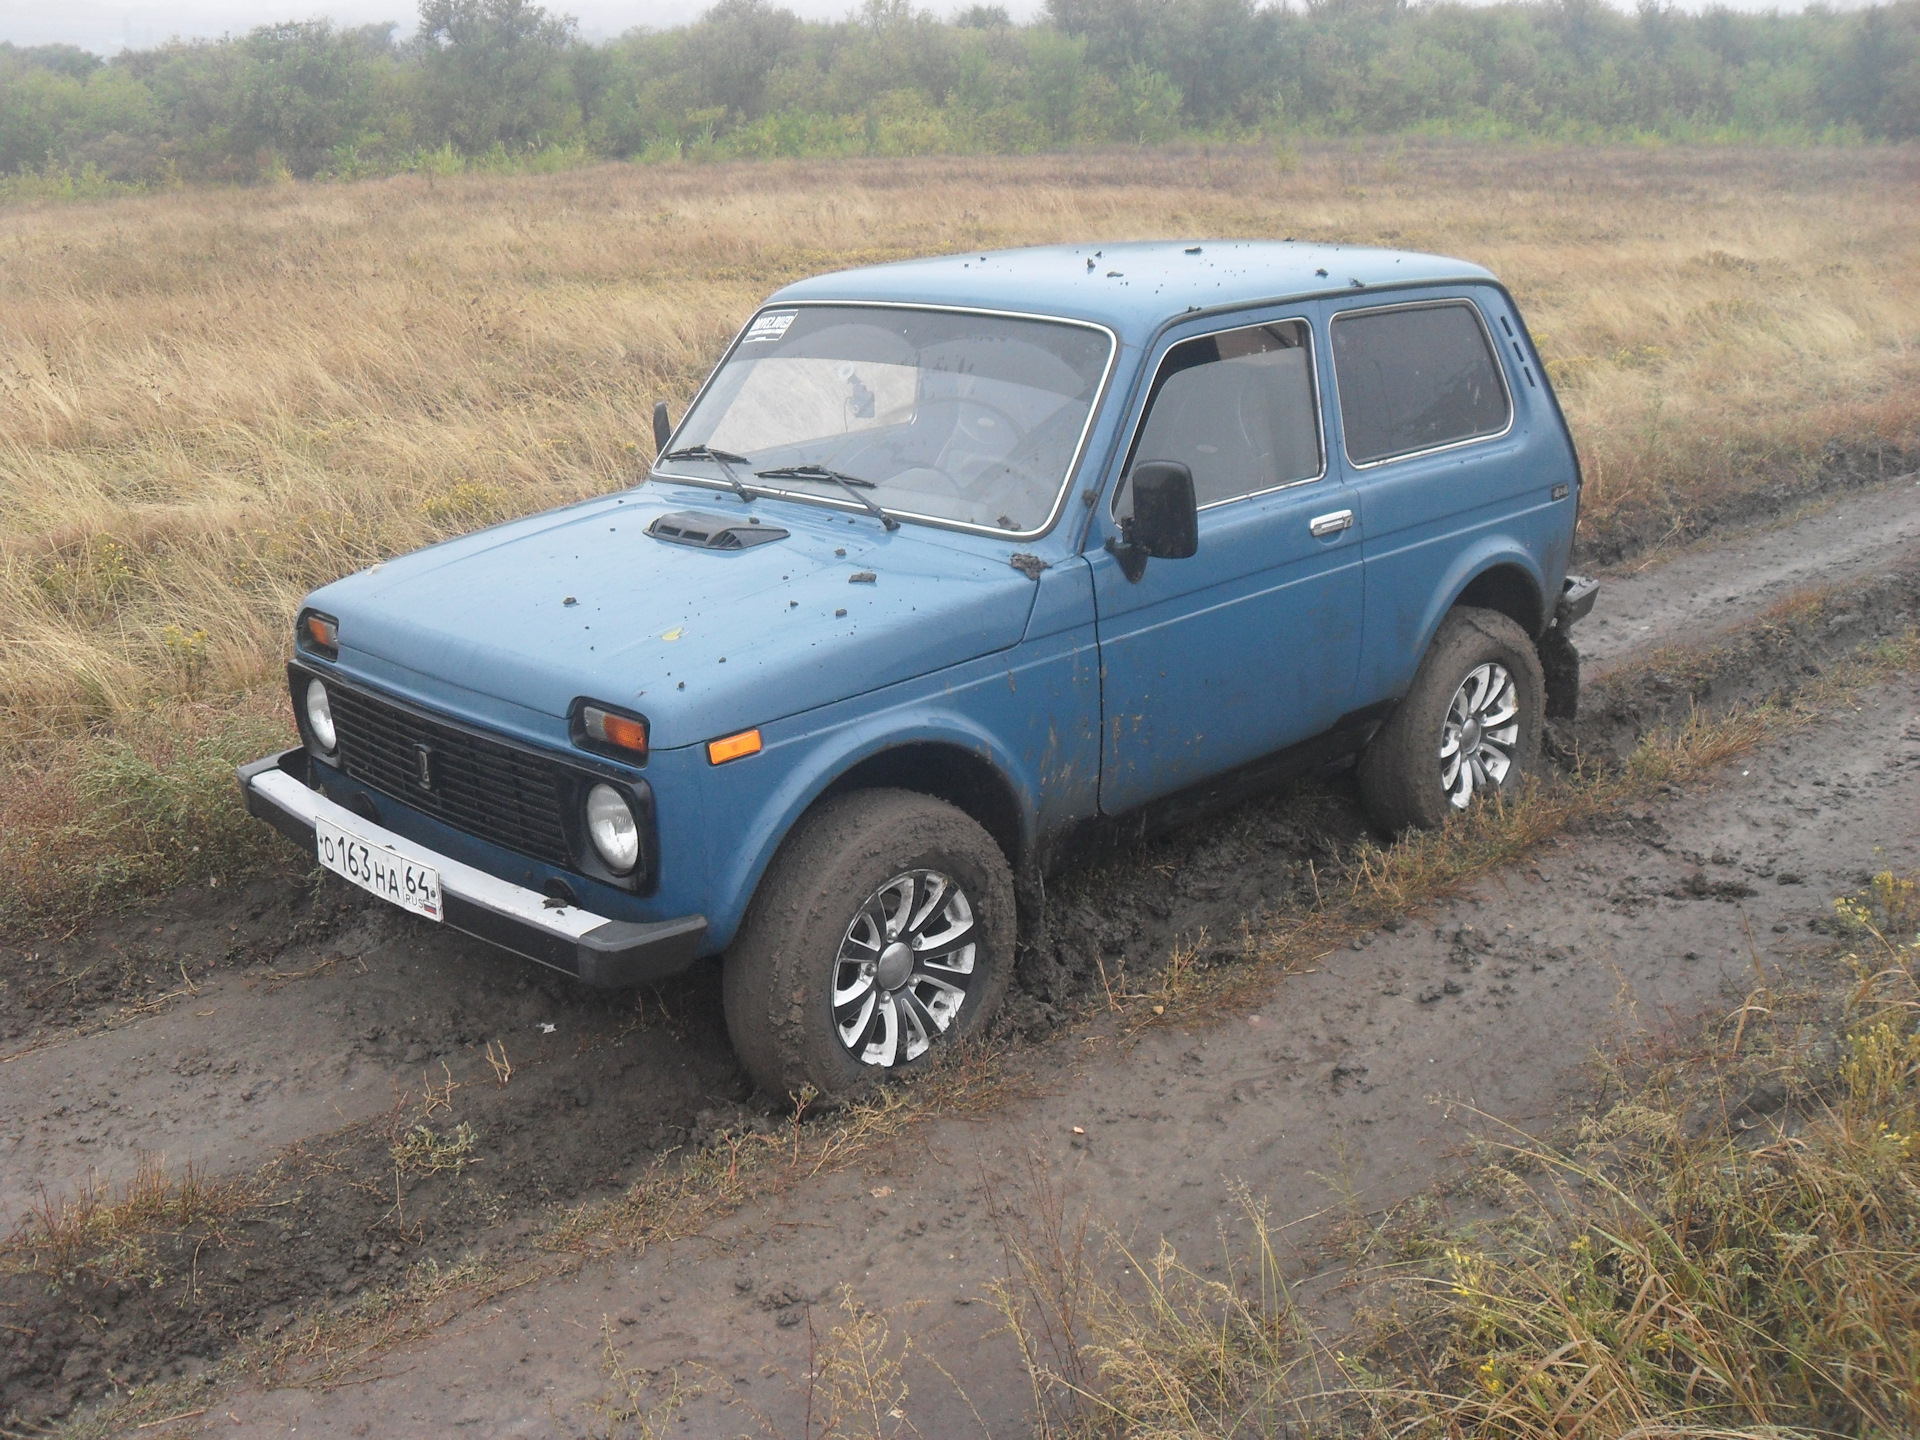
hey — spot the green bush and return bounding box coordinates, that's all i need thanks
[5,0,1919,192]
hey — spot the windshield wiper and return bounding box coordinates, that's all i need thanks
[661,445,757,505]
[755,464,900,532]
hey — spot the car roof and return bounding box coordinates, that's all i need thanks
[767,240,1498,344]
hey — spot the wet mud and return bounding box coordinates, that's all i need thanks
[2,476,1918,1430]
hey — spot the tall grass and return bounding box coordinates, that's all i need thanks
[1,144,1916,928]
[988,874,1920,1437]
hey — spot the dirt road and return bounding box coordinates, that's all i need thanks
[223,667,1920,1439]
[1578,472,1920,674]
[3,471,1918,1433]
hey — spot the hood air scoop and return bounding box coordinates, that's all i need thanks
[647,510,790,551]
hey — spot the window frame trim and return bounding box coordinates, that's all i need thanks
[1328,296,1516,472]
[650,299,1120,544]
[1110,312,1327,520]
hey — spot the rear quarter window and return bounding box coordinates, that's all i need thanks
[1331,300,1510,466]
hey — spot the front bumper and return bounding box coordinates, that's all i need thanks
[237,749,707,988]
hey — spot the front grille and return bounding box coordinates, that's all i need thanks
[327,685,572,868]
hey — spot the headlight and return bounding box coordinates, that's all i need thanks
[304,678,337,754]
[585,783,639,874]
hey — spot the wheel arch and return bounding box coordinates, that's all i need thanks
[1373,547,1550,708]
[1453,560,1547,639]
[705,717,1037,954]
[816,742,1026,875]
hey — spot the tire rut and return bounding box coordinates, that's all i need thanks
[1581,469,1920,675]
[3,481,1918,1429]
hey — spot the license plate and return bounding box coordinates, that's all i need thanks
[315,816,443,922]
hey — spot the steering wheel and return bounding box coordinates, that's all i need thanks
[948,398,1026,452]
[918,398,1027,499]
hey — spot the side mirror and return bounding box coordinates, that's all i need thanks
[1107,461,1198,581]
[653,400,672,455]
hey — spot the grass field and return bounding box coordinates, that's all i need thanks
[2,141,1918,927]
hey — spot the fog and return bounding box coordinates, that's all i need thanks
[5,0,1870,60]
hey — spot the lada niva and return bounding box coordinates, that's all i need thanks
[239,240,1597,1099]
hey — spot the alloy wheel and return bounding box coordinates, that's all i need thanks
[1439,661,1521,808]
[831,868,979,1067]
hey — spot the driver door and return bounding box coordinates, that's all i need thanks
[1088,309,1364,814]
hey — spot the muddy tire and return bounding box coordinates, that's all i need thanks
[1358,606,1545,834]
[722,788,1015,1104]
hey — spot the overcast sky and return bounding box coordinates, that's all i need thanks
[4,0,1864,58]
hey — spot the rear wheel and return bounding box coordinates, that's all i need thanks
[723,789,1014,1102]
[1358,606,1544,834]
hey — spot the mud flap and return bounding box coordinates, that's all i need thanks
[1537,623,1580,721]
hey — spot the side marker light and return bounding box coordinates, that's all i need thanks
[707,728,763,765]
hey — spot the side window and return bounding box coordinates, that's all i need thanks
[1330,300,1510,466]
[1115,318,1321,515]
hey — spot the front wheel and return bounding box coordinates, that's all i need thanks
[722,789,1014,1102]
[1358,606,1545,834]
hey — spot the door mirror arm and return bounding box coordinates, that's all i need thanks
[1105,523,1150,583]
[1106,461,1198,582]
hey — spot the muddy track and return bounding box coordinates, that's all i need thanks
[268,665,1920,1440]
[1572,440,1920,571]
[2,473,1918,1430]
[1578,467,1920,674]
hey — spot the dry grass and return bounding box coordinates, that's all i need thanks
[1346,873,1920,1438]
[589,1326,710,1439]
[1,143,1917,927]
[985,874,1920,1439]
[0,1153,262,1291]
[988,1165,1327,1439]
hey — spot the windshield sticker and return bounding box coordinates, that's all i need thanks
[742,311,797,343]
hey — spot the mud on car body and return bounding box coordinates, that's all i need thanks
[240,241,1598,1099]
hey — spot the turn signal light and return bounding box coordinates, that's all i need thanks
[300,610,339,658]
[707,728,762,765]
[582,704,649,758]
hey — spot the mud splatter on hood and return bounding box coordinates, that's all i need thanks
[305,487,1041,750]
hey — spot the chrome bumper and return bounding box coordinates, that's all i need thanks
[236,750,707,988]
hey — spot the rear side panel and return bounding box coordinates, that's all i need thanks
[1326,283,1579,705]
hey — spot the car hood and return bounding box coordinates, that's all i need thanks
[306,487,1044,751]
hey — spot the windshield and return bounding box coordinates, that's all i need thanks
[657,305,1114,534]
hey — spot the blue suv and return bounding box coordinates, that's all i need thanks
[239,241,1596,1099]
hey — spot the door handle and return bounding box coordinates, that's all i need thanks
[1309,509,1354,538]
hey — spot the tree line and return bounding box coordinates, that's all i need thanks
[3,0,1916,189]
